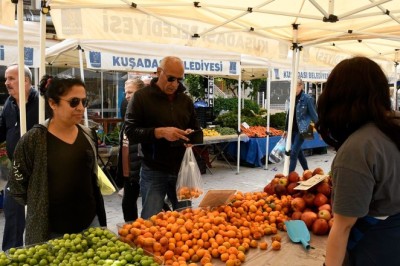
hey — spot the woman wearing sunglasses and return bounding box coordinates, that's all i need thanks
[8,74,107,245]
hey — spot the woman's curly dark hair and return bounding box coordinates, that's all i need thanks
[316,56,400,151]
[39,74,86,117]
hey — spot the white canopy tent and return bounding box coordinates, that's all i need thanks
[2,0,400,174]
[45,38,250,173]
[45,39,241,76]
[0,21,40,67]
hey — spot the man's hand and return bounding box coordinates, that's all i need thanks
[154,127,191,142]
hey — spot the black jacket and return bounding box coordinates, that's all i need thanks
[125,79,200,175]
[0,88,39,160]
[9,120,107,245]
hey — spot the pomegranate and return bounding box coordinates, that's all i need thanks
[291,197,306,212]
[288,171,300,183]
[312,218,330,235]
[301,211,318,229]
[302,169,313,180]
[318,204,332,212]
[286,182,298,195]
[291,211,303,220]
[264,183,275,195]
[312,167,324,175]
[313,193,328,207]
[274,184,287,196]
[316,182,331,197]
[302,192,316,207]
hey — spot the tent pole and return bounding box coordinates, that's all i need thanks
[101,71,104,118]
[264,68,272,170]
[78,45,88,126]
[39,2,47,123]
[236,64,242,174]
[17,1,27,136]
[395,61,399,111]
[283,25,301,176]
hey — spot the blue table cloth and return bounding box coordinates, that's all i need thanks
[226,132,328,167]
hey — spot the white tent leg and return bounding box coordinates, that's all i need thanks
[264,68,272,170]
[283,26,302,176]
[236,65,242,174]
[17,1,27,136]
[78,46,88,126]
[101,70,104,118]
[39,5,47,123]
[395,62,399,111]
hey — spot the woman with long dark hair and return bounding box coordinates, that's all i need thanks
[317,57,400,265]
[8,75,107,245]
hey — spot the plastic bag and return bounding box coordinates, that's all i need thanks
[97,165,116,195]
[269,137,286,164]
[176,147,203,201]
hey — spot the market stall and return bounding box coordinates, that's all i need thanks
[226,132,328,167]
[195,134,249,173]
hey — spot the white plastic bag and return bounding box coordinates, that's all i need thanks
[176,147,203,201]
[269,137,286,164]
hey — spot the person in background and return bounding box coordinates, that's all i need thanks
[8,75,107,245]
[0,64,39,250]
[317,57,400,265]
[284,78,318,173]
[125,56,200,219]
[141,76,153,86]
[117,78,145,222]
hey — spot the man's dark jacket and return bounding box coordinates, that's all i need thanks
[124,79,200,175]
[0,88,39,160]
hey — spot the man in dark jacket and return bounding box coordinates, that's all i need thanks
[0,64,39,250]
[125,56,200,219]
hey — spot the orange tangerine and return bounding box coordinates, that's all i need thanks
[211,248,219,258]
[164,250,175,260]
[220,253,229,262]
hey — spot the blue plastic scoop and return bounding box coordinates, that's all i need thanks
[284,220,311,250]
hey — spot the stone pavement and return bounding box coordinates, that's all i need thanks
[0,147,335,249]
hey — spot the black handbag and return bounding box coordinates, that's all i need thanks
[301,124,314,140]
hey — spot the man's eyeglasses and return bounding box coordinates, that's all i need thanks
[60,97,89,108]
[160,68,184,82]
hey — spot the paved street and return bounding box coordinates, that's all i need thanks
[0,147,335,249]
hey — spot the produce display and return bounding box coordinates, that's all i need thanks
[214,127,237,136]
[263,168,333,235]
[116,167,330,265]
[202,129,220,137]
[240,126,283,138]
[118,192,292,266]
[2,228,161,266]
[202,127,239,138]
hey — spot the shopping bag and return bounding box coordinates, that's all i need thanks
[97,165,116,195]
[269,137,286,164]
[176,147,203,201]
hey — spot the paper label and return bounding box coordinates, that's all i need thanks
[294,174,329,190]
[241,122,250,129]
[198,190,237,208]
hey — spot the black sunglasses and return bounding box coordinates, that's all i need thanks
[160,68,184,82]
[60,97,89,108]
[166,75,184,83]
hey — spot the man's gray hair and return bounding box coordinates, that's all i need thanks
[125,78,145,90]
[7,64,32,84]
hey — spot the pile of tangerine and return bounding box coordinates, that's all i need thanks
[118,191,291,266]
